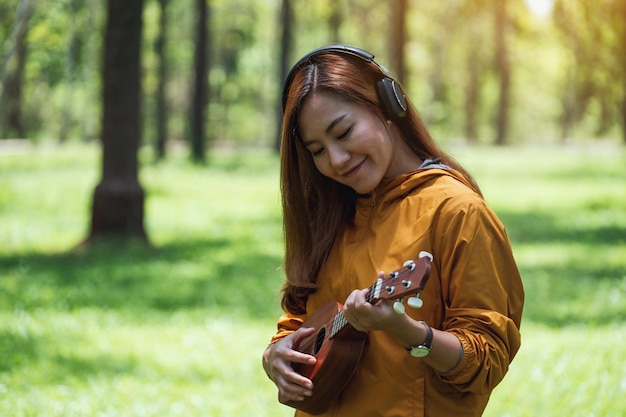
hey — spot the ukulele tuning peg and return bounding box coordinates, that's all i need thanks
[407,294,423,309]
[403,260,416,271]
[393,299,406,315]
[418,251,433,261]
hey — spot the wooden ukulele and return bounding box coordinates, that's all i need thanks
[284,251,432,415]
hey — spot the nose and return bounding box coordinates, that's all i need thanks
[328,144,350,170]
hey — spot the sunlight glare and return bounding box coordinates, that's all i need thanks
[524,0,554,18]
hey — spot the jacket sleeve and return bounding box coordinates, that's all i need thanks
[269,311,307,344]
[433,197,524,394]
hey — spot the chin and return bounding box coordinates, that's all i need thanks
[339,173,381,195]
[351,182,378,195]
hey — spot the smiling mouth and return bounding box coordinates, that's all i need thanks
[341,159,366,177]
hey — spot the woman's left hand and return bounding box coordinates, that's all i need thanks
[342,271,400,332]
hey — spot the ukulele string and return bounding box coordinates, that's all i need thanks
[366,265,413,303]
[296,264,416,352]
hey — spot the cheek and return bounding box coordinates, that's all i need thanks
[312,156,332,177]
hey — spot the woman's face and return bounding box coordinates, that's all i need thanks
[298,92,418,194]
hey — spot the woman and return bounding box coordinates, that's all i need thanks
[262,45,524,417]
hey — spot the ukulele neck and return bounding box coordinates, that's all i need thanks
[329,280,381,339]
[330,311,349,339]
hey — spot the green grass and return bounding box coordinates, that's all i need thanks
[1,141,625,416]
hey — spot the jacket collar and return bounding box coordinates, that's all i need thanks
[356,167,475,210]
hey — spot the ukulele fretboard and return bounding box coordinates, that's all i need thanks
[330,311,348,339]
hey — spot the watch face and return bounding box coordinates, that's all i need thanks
[410,346,429,358]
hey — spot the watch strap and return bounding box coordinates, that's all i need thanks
[406,321,433,357]
[418,321,433,348]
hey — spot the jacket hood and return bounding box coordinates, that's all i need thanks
[358,167,478,210]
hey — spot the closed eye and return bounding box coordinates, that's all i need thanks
[338,126,352,140]
[312,148,324,156]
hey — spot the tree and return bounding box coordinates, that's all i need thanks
[552,0,625,143]
[154,0,169,160]
[275,0,293,151]
[86,0,148,244]
[457,0,491,144]
[389,0,407,85]
[328,0,343,43]
[493,0,511,146]
[553,0,591,141]
[426,1,455,126]
[615,1,626,145]
[463,32,484,143]
[189,0,209,163]
[0,0,32,139]
[59,0,82,143]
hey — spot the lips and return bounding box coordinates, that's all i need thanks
[340,159,366,177]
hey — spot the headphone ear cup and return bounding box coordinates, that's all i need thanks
[376,77,407,118]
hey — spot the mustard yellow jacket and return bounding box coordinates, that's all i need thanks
[271,168,524,417]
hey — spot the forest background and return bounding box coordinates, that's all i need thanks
[1,0,626,416]
[2,0,626,150]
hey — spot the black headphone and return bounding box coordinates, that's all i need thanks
[281,44,407,119]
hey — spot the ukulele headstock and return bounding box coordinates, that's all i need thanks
[368,251,432,314]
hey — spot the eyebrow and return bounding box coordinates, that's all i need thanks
[302,114,347,146]
[326,114,346,134]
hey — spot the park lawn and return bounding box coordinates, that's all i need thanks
[0,310,623,417]
[0,141,625,416]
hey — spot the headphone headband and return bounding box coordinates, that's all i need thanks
[281,44,406,118]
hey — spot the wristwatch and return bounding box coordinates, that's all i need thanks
[407,321,433,358]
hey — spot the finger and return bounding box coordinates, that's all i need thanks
[276,366,315,402]
[352,292,375,315]
[293,326,317,338]
[355,287,370,305]
[288,326,316,348]
[269,361,315,402]
[345,287,371,309]
[286,328,317,365]
[283,367,314,390]
[344,289,360,309]
[283,349,316,366]
[277,375,314,402]
[279,382,313,403]
[267,336,316,384]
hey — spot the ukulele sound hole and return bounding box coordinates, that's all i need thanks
[314,327,326,354]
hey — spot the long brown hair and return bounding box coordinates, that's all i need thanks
[279,49,481,314]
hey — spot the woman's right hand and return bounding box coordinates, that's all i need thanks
[262,327,317,403]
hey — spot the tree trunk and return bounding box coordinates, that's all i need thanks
[275,0,293,152]
[494,0,511,146]
[155,0,169,160]
[59,0,80,143]
[389,0,407,85]
[328,0,342,43]
[189,0,208,164]
[87,0,147,244]
[79,0,100,142]
[0,0,31,139]
[618,1,626,145]
[464,43,481,144]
